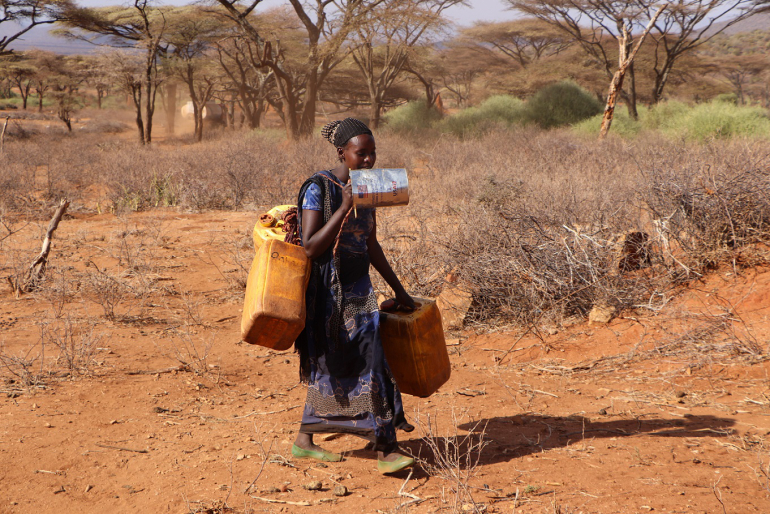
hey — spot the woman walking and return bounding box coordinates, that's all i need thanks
[291,118,416,474]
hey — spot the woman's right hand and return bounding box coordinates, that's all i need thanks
[341,179,354,212]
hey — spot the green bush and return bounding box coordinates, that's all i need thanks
[382,101,442,134]
[662,101,770,140]
[642,100,690,131]
[438,95,526,138]
[714,93,739,105]
[524,81,603,129]
[572,107,643,138]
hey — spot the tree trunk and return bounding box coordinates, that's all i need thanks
[37,93,43,113]
[132,86,145,145]
[626,63,639,120]
[600,5,666,140]
[164,82,177,136]
[195,110,204,142]
[369,98,381,130]
[144,76,153,144]
[599,70,625,139]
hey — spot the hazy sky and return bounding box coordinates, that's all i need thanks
[72,0,519,26]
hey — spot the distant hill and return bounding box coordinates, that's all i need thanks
[0,23,98,55]
[707,11,770,36]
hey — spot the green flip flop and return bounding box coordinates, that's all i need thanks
[291,444,342,462]
[377,455,415,474]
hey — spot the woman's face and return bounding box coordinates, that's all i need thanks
[338,134,376,170]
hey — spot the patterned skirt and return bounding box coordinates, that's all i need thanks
[299,271,405,452]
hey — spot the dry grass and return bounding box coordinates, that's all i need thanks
[2,125,770,331]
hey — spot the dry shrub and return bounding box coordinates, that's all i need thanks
[3,125,770,329]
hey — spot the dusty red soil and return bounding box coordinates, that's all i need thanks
[2,208,770,514]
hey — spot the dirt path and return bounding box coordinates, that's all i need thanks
[1,210,769,513]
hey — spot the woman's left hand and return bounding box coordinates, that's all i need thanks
[395,291,416,311]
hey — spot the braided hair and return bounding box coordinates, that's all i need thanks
[320,118,372,148]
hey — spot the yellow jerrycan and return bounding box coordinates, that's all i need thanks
[241,238,311,350]
[380,298,451,397]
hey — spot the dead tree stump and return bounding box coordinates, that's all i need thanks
[7,199,69,297]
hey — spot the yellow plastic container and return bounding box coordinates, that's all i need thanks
[252,204,296,251]
[241,238,311,350]
[380,298,451,398]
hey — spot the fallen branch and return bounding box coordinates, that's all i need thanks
[126,365,190,375]
[0,116,9,154]
[94,443,149,454]
[7,199,69,297]
[250,496,311,506]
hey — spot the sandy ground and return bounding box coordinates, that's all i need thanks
[1,207,770,514]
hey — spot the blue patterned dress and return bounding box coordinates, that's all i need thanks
[295,170,406,452]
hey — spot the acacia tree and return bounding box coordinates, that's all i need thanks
[639,0,760,103]
[26,49,59,112]
[4,55,35,108]
[58,0,166,144]
[461,18,572,69]
[164,7,224,141]
[510,0,652,119]
[402,45,443,107]
[1,0,72,56]
[215,34,275,129]
[350,0,460,128]
[213,0,385,139]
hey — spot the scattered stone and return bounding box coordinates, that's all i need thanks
[85,485,93,493]
[236,454,245,461]
[44,422,53,428]
[315,462,327,468]
[332,485,348,497]
[598,408,608,415]
[263,487,281,494]
[152,406,168,414]
[109,419,119,425]
[303,481,323,491]
[588,303,616,324]
[280,484,289,493]
[32,403,38,409]
[675,391,686,398]
[547,328,558,336]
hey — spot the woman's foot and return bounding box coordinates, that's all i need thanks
[377,450,414,474]
[292,434,342,462]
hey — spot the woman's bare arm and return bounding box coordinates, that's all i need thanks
[301,181,353,260]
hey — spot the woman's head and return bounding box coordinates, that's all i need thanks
[321,118,376,170]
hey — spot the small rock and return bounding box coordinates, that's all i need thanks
[32,403,38,409]
[263,487,281,494]
[236,454,245,461]
[332,485,348,497]
[280,484,289,493]
[315,462,328,468]
[303,481,322,491]
[675,391,686,398]
[85,485,93,493]
[588,304,616,324]
[109,419,119,425]
[598,408,608,415]
[44,422,53,428]
[152,406,168,414]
